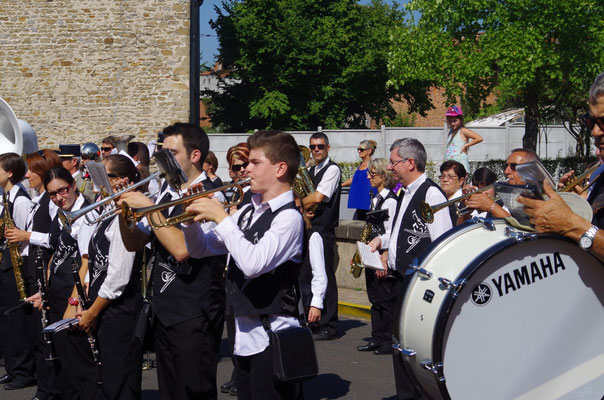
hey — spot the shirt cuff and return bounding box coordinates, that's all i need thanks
[29,231,50,248]
[310,297,323,310]
[215,216,239,240]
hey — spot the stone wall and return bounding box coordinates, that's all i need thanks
[0,0,191,149]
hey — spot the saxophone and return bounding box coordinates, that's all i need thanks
[0,192,27,300]
[350,221,373,278]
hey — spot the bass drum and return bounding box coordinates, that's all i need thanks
[395,219,604,400]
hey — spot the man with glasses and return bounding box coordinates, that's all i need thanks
[520,72,604,256]
[368,138,452,400]
[504,148,538,185]
[100,137,117,159]
[58,144,96,204]
[302,132,341,341]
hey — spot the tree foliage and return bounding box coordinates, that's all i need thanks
[208,0,432,131]
[388,0,604,154]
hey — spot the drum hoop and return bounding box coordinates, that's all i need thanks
[430,233,599,400]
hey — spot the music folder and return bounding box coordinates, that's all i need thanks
[356,241,384,271]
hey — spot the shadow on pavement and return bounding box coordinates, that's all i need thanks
[303,373,350,399]
[337,318,366,337]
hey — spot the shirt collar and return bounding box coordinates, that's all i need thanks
[403,173,427,196]
[314,156,331,173]
[378,188,391,199]
[250,190,295,213]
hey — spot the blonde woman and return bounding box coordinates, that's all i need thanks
[342,139,378,220]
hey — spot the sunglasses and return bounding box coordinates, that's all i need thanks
[309,144,326,150]
[48,185,71,198]
[101,147,113,152]
[439,174,459,181]
[357,147,369,152]
[232,162,249,172]
[581,114,604,132]
[504,162,518,171]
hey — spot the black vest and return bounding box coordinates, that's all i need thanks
[87,216,142,321]
[150,201,223,327]
[372,190,398,239]
[394,179,446,275]
[588,175,604,229]
[47,197,91,315]
[0,186,30,272]
[25,193,57,291]
[225,202,302,317]
[309,160,341,232]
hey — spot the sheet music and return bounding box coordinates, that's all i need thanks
[356,241,384,271]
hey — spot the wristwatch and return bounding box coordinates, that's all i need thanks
[579,225,599,250]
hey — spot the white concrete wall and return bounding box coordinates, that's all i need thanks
[208,124,578,181]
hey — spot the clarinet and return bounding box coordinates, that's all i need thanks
[70,258,102,385]
[35,246,57,361]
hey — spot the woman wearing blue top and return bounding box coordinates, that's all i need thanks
[342,140,377,220]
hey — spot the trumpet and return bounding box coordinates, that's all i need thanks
[558,162,601,193]
[420,184,495,223]
[121,178,251,229]
[59,172,162,232]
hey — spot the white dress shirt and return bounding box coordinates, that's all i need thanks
[308,232,327,310]
[182,190,303,356]
[373,188,398,239]
[96,217,137,300]
[22,192,59,256]
[0,184,33,231]
[313,157,341,201]
[380,174,452,270]
[58,194,98,258]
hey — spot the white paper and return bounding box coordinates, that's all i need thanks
[356,241,384,271]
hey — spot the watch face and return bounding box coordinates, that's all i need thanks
[580,235,592,249]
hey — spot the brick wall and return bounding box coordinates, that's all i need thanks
[0,0,191,149]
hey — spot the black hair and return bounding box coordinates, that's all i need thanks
[0,153,27,184]
[162,122,209,169]
[43,167,75,191]
[310,131,329,145]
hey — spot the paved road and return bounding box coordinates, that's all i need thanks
[1,316,400,400]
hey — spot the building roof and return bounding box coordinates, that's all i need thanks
[466,108,524,127]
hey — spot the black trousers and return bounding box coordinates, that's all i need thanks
[236,346,296,400]
[97,306,143,400]
[30,309,61,400]
[365,269,397,346]
[390,272,421,400]
[315,232,338,336]
[51,315,100,400]
[154,314,220,400]
[0,266,36,384]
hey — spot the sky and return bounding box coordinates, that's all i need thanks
[199,0,405,66]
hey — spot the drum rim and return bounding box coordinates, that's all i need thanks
[430,232,600,400]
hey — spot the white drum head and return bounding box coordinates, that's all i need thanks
[440,237,604,399]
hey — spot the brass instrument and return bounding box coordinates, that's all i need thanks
[121,178,250,229]
[293,147,317,212]
[59,171,162,232]
[420,184,495,223]
[558,162,602,194]
[350,220,373,278]
[0,192,28,303]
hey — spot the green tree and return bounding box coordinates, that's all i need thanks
[208,0,433,131]
[388,0,604,154]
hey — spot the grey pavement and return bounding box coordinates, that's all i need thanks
[0,315,399,400]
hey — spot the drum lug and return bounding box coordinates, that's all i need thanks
[470,216,496,231]
[438,277,467,296]
[420,360,446,383]
[407,259,433,279]
[505,227,538,243]
[393,344,416,357]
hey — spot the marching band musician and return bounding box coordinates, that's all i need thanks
[356,158,398,356]
[77,154,143,400]
[180,130,304,400]
[58,144,96,204]
[6,150,62,399]
[0,153,35,390]
[117,123,225,400]
[302,132,341,341]
[368,138,453,400]
[43,167,99,400]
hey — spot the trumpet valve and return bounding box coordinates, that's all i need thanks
[419,202,435,224]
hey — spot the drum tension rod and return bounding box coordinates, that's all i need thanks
[420,361,446,383]
[438,278,467,297]
[470,216,496,231]
[505,227,538,243]
[407,258,433,279]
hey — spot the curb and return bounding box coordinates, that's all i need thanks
[338,301,371,320]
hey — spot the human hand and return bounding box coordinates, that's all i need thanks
[308,306,321,323]
[76,308,97,333]
[368,237,382,252]
[26,292,43,311]
[518,181,580,234]
[117,191,154,209]
[5,227,30,243]
[464,192,495,213]
[557,170,575,190]
[185,197,228,224]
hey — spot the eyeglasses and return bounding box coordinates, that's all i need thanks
[357,148,368,152]
[107,173,119,178]
[504,162,518,171]
[48,185,71,198]
[367,170,377,178]
[581,114,604,132]
[232,162,249,172]
[388,158,409,167]
[309,144,326,151]
[101,147,113,153]
[439,174,459,181]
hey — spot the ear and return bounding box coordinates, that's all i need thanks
[190,149,202,165]
[275,161,288,179]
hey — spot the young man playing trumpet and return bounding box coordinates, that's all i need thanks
[118,123,225,400]
[180,130,304,400]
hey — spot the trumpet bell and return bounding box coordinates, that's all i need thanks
[0,98,23,155]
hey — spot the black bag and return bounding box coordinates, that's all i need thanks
[262,316,318,383]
